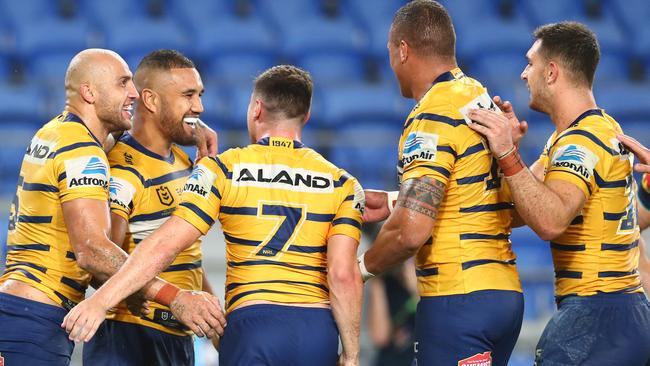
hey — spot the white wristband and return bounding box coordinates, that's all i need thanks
[387,191,399,214]
[357,252,375,282]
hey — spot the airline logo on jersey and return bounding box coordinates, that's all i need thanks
[551,144,599,180]
[458,91,500,125]
[458,352,491,366]
[109,176,135,210]
[183,164,216,199]
[402,132,439,166]
[64,155,109,189]
[233,163,334,193]
[24,136,56,165]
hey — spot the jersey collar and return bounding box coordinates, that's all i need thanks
[119,133,176,164]
[569,109,603,128]
[61,111,102,147]
[256,136,304,149]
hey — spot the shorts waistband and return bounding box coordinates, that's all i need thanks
[558,292,649,306]
[0,292,68,320]
[227,304,331,323]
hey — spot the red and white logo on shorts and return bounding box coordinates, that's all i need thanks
[458,351,492,366]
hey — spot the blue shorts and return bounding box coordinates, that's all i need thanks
[219,304,339,366]
[83,319,194,366]
[534,293,650,366]
[0,292,74,365]
[412,290,524,366]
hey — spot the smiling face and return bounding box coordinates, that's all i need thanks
[521,39,552,114]
[94,55,139,132]
[157,68,205,146]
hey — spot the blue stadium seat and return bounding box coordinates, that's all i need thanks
[634,25,650,60]
[440,0,505,19]
[0,0,63,25]
[619,120,650,147]
[510,227,553,274]
[104,19,189,62]
[82,0,154,29]
[193,16,276,58]
[0,56,9,82]
[348,0,405,57]
[319,83,410,126]
[278,17,367,59]
[329,122,402,190]
[610,0,650,34]
[194,82,232,129]
[521,281,556,320]
[0,83,47,122]
[595,82,650,121]
[594,53,630,84]
[169,0,233,25]
[26,52,76,86]
[0,124,37,195]
[255,0,322,25]
[297,53,366,85]
[470,52,528,85]
[14,19,91,59]
[455,18,532,60]
[205,53,276,86]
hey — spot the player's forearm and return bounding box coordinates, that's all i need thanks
[75,237,129,283]
[364,220,426,275]
[329,268,363,359]
[92,232,182,310]
[506,169,574,240]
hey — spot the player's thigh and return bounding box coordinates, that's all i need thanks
[414,290,523,366]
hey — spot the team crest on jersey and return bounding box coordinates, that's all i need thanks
[233,163,334,193]
[458,351,492,366]
[24,136,56,165]
[551,144,599,180]
[402,132,439,166]
[156,186,174,206]
[64,155,109,190]
[109,176,135,210]
[183,164,216,199]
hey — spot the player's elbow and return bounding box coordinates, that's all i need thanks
[397,229,428,254]
[328,265,360,289]
[535,224,566,241]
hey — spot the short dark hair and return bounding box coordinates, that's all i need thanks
[253,65,312,120]
[390,0,456,58]
[136,49,195,71]
[533,22,600,87]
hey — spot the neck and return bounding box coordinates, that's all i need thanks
[411,58,458,102]
[549,87,597,133]
[255,121,302,142]
[130,114,173,157]
[64,103,109,143]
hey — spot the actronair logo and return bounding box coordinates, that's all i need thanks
[551,144,599,180]
[232,163,334,193]
[401,131,439,166]
[183,165,216,199]
[64,155,109,190]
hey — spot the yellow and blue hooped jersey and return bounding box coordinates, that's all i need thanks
[397,68,521,297]
[173,136,365,313]
[537,109,642,298]
[1,112,109,309]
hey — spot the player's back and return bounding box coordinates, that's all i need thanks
[174,137,363,313]
[1,112,110,309]
[397,68,520,297]
[538,109,642,297]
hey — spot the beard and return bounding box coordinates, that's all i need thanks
[528,85,551,115]
[160,104,196,146]
[96,97,132,133]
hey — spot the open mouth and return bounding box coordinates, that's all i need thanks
[122,104,134,120]
[183,116,201,129]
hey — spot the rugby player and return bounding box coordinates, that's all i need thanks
[358,1,524,365]
[63,65,365,366]
[0,49,224,365]
[83,50,218,365]
[468,22,650,365]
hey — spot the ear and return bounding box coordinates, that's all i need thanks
[399,40,409,63]
[253,98,263,121]
[546,61,559,85]
[140,88,158,113]
[302,108,311,125]
[79,83,95,104]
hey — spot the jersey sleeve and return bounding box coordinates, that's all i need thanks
[327,173,365,242]
[55,142,110,203]
[400,113,458,186]
[545,133,600,198]
[108,166,143,220]
[173,155,227,235]
[639,173,650,210]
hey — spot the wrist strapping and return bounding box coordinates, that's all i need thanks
[387,191,399,214]
[497,147,526,177]
[154,283,180,306]
[357,252,375,282]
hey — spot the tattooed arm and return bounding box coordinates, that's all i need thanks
[362,176,446,275]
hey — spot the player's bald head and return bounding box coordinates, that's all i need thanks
[64,49,129,95]
[133,49,195,91]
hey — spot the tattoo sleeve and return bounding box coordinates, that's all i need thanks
[396,176,446,219]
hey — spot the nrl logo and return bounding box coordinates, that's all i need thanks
[156,186,174,206]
